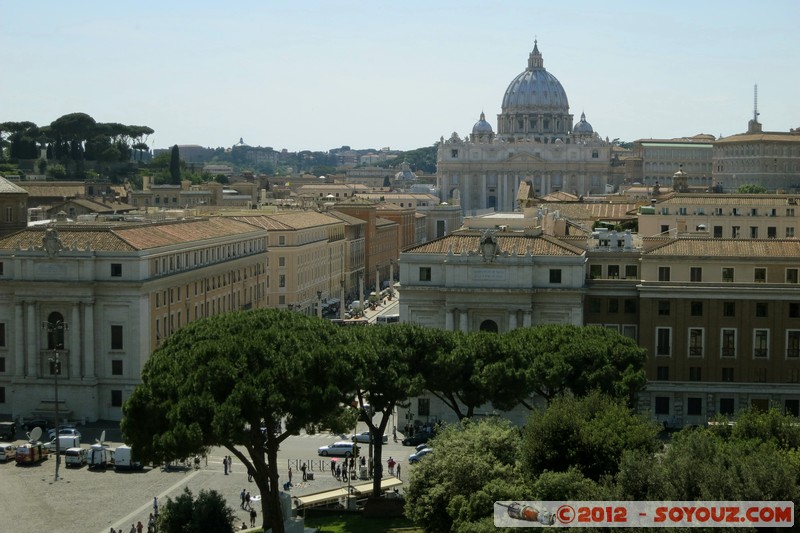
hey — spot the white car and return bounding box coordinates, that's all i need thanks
[317,441,355,457]
[408,447,432,464]
[350,431,388,444]
[48,427,81,440]
[0,443,17,462]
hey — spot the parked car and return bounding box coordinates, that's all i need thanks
[415,442,430,453]
[0,421,16,440]
[317,441,355,457]
[23,419,51,433]
[48,427,81,440]
[0,443,17,462]
[408,447,432,464]
[402,431,433,446]
[350,431,388,444]
[64,447,87,467]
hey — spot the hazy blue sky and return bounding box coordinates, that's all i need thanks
[2,1,798,152]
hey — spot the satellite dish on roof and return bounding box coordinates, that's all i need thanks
[96,430,106,445]
[29,426,42,442]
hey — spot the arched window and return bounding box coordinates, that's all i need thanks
[479,320,498,333]
[47,312,66,350]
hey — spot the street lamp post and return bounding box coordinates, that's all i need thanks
[42,320,67,482]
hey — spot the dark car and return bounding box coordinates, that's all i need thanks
[0,421,16,440]
[402,431,433,446]
[23,419,52,433]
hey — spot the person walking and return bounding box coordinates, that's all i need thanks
[240,488,246,508]
[245,490,251,510]
[228,455,233,472]
[396,462,401,479]
[387,456,396,476]
[153,497,159,517]
[250,508,257,527]
[288,466,293,484]
[136,521,143,533]
[301,462,307,481]
[330,459,336,476]
[223,456,228,475]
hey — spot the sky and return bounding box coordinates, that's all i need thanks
[2,1,799,153]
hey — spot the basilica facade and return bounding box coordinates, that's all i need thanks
[436,42,623,214]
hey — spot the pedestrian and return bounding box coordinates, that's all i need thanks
[360,455,366,467]
[335,464,341,480]
[342,466,348,482]
[153,496,159,516]
[250,508,257,527]
[396,462,401,479]
[387,456,396,476]
[301,462,307,481]
[129,524,136,533]
[330,459,336,476]
[240,521,247,531]
[228,455,233,472]
[240,488,246,508]
[223,456,228,475]
[393,426,397,442]
[136,521,143,533]
[245,490,251,510]
[110,529,116,533]
[288,466,292,484]
[148,514,155,532]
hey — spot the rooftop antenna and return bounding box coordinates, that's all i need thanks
[753,84,759,122]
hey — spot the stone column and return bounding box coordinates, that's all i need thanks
[481,174,487,210]
[14,302,24,377]
[445,309,454,331]
[26,302,37,377]
[509,310,517,330]
[71,303,81,379]
[523,310,532,327]
[459,309,468,332]
[84,301,95,378]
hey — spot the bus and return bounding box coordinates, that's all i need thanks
[376,314,400,324]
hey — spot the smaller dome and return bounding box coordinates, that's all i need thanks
[472,112,494,134]
[573,112,593,134]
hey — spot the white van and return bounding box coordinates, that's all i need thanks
[0,443,17,461]
[114,445,143,470]
[44,435,80,453]
[64,447,87,467]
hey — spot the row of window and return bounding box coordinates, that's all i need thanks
[654,327,800,359]
[419,267,564,284]
[658,266,800,283]
[654,300,776,318]
[151,239,265,276]
[655,396,800,417]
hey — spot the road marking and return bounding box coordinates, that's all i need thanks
[96,468,202,533]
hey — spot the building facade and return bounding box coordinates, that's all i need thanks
[398,209,800,429]
[436,42,621,215]
[0,217,268,422]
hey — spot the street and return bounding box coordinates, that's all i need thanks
[0,418,417,533]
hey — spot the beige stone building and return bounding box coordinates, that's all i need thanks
[638,193,800,238]
[228,211,347,315]
[0,216,268,422]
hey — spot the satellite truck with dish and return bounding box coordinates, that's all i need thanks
[87,430,114,469]
[16,426,48,464]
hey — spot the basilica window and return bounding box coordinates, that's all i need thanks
[451,149,459,159]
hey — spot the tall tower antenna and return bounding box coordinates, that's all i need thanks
[753,84,759,122]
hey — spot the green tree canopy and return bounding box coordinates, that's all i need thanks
[121,309,356,533]
[521,391,661,482]
[169,144,181,183]
[504,325,647,406]
[157,487,236,533]
[404,417,526,533]
[343,323,450,496]
[736,183,769,194]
